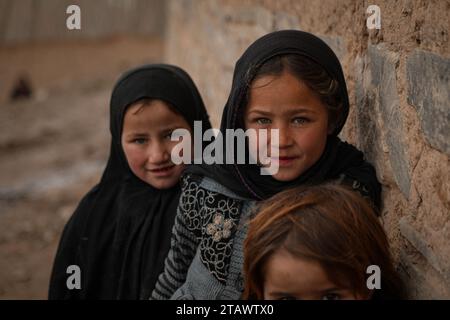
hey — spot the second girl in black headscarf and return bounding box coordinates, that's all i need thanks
[48,64,211,299]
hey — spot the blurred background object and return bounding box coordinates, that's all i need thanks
[10,75,33,101]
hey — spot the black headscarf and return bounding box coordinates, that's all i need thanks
[49,64,211,299]
[188,30,380,208]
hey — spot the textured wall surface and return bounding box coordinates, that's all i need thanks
[163,0,450,299]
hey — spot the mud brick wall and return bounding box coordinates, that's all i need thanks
[163,0,450,298]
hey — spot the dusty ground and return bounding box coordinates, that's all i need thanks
[0,37,163,299]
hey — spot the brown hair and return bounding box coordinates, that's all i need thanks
[243,183,405,300]
[245,54,344,133]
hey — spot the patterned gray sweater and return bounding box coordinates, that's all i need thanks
[151,173,255,300]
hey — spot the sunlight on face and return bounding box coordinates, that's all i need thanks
[263,249,367,300]
[121,100,191,189]
[244,71,329,181]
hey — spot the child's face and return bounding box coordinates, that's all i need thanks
[263,249,366,300]
[121,100,191,189]
[244,71,329,181]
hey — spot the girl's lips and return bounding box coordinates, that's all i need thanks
[271,156,299,166]
[147,165,176,177]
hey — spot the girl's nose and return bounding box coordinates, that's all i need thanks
[148,141,170,164]
[277,125,294,148]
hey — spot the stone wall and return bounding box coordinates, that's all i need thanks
[163,0,450,298]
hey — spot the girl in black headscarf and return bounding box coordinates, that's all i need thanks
[151,30,381,300]
[48,64,211,299]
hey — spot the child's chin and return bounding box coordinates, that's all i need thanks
[141,175,178,190]
[271,170,304,182]
[148,178,178,190]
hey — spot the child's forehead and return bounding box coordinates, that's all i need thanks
[125,99,181,117]
[244,72,329,109]
[265,251,335,287]
[123,100,189,129]
[127,98,163,114]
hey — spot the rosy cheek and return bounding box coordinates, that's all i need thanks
[124,147,145,169]
[301,129,326,150]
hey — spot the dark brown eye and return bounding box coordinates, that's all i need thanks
[256,118,271,125]
[133,138,147,145]
[292,117,309,125]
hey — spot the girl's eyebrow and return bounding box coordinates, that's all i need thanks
[270,291,296,296]
[125,132,148,137]
[316,286,342,294]
[160,126,188,136]
[247,109,273,116]
[286,108,317,115]
[247,108,316,116]
[125,125,185,138]
[160,127,177,133]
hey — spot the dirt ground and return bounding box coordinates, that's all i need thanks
[0,38,163,299]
